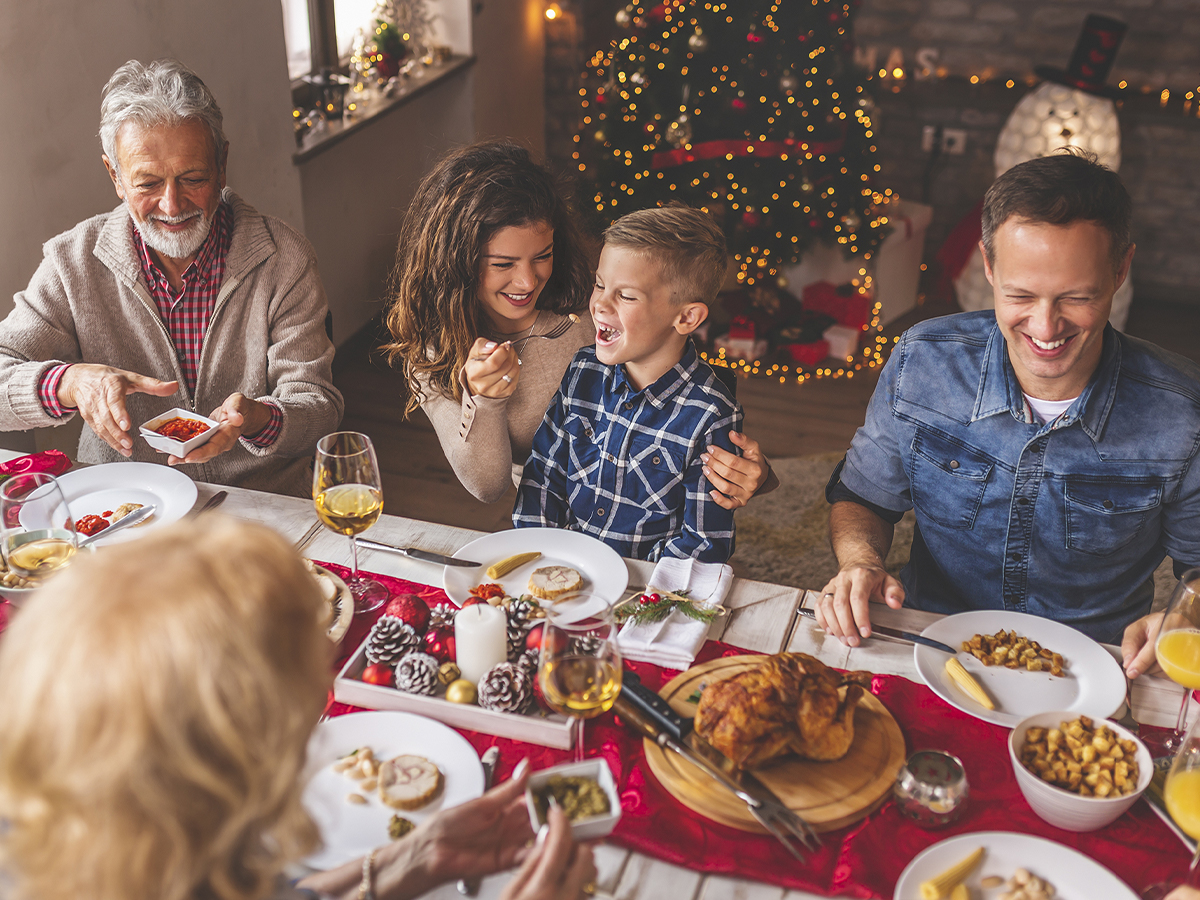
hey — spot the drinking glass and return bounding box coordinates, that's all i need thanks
[0,473,78,580]
[313,431,387,613]
[1142,716,1200,899]
[538,593,623,763]
[1152,569,1200,758]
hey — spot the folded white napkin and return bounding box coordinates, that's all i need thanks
[617,556,734,669]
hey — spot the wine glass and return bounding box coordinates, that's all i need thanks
[1152,568,1200,758]
[313,431,388,613]
[538,593,623,763]
[0,473,78,581]
[1142,715,1200,899]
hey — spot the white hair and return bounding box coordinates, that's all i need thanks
[99,59,226,177]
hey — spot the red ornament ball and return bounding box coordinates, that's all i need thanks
[526,622,545,652]
[384,594,430,634]
[423,626,456,663]
[639,592,662,606]
[362,662,393,687]
[460,596,486,608]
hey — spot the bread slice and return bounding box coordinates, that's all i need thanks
[377,755,443,810]
[528,565,583,601]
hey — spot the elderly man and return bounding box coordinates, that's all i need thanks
[816,151,1200,680]
[0,59,342,496]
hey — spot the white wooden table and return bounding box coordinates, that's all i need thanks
[191,478,1187,900]
[1,449,1184,900]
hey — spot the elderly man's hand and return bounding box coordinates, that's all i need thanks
[168,393,272,466]
[1121,611,1165,679]
[814,562,905,647]
[57,363,179,456]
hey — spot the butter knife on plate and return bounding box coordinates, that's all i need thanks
[356,536,481,567]
[795,606,958,654]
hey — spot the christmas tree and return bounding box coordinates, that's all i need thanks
[576,0,892,288]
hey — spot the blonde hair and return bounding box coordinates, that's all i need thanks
[603,206,728,305]
[0,516,332,900]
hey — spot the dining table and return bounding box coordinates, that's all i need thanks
[0,449,1192,899]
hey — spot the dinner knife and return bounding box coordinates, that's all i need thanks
[80,503,157,547]
[457,746,500,896]
[355,537,481,567]
[795,606,958,654]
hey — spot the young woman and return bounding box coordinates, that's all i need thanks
[384,140,775,506]
[0,516,593,900]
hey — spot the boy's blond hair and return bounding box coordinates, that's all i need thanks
[603,205,728,305]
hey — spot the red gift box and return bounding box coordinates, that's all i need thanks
[802,281,871,330]
[785,340,830,366]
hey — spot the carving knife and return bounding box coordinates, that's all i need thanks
[356,537,481,567]
[615,673,818,855]
[795,606,958,654]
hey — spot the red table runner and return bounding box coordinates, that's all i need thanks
[321,564,1193,898]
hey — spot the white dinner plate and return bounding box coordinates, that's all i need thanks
[914,609,1126,727]
[301,711,484,870]
[894,830,1138,899]
[29,462,197,547]
[442,527,630,606]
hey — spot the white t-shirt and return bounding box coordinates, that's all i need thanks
[1023,393,1078,425]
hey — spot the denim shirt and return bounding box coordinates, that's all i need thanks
[833,311,1200,644]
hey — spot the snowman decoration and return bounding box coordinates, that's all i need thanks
[956,15,1132,330]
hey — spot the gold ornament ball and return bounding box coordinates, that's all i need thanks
[445,678,477,704]
[438,661,461,686]
[593,129,607,144]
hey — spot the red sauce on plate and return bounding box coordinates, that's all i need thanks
[76,514,109,536]
[155,417,210,441]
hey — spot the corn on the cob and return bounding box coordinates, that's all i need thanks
[949,883,970,900]
[486,551,541,579]
[945,657,994,710]
[920,846,984,899]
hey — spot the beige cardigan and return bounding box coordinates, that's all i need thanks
[0,192,343,496]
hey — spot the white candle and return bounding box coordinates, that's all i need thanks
[455,603,508,686]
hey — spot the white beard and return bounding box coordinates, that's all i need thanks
[132,208,212,261]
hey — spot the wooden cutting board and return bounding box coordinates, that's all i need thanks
[642,655,906,833]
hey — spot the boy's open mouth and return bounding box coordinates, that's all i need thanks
[597,324,622,343]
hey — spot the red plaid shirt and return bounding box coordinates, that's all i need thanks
[39,203,281,448]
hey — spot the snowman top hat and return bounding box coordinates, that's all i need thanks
[1034,14,1126,98]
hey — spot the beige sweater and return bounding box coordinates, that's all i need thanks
[0,192,343,496]
[417,312,593,503]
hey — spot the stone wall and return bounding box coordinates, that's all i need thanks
[543,1,1200,307]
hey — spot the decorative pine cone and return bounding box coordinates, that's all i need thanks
[506,604,533,662]
[477,661,533,714]
[570,634,603,657]
[428,602,458,630]
[394,652,439,695]
[365,615,419,665]
[517,647,540,678]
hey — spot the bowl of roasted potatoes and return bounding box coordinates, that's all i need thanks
[1008,710,1151,831]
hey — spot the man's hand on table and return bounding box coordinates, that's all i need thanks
[57,363,179,456]
[168,393,273,466]
[815,561,905,647]
[1121,611,1165,679]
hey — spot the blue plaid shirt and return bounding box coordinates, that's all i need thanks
[513,342,741,562]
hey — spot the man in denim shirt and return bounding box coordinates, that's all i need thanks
[816,152,1200,680]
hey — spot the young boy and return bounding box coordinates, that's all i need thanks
[512,206,741,562]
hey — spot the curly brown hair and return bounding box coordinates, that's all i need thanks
[382,141,593,415]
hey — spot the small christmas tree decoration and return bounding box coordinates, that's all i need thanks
[427,602,457,631]
[615,589,725,627]
[365,615,419,665]
[478,661,533,714]
[384,594,430,634]
[437,661,461,685]
[394,652,439,695]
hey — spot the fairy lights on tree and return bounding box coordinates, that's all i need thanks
[575,0,893,289]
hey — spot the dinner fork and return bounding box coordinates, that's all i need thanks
[294,520,323,553]
[509,315,579,351]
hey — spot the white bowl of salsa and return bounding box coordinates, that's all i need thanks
[139,408,219,457]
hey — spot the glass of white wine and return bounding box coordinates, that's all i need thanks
[538,593,622,763]
[0,473,78,582]
[313,431,387,613]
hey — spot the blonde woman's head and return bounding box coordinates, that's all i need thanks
[0,515,333,900]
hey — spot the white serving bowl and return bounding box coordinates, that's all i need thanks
[525,759,621,840]
[140,408,219,457]
[1009,710,1152,832]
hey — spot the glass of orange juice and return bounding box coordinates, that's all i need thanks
[1154,569,1200,758]
[1143,717,1200,899]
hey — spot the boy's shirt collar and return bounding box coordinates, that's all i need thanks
[606,340,700,409]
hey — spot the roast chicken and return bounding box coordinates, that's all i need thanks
[693,653,873,768]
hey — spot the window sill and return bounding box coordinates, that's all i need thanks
[293,54,474,164]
